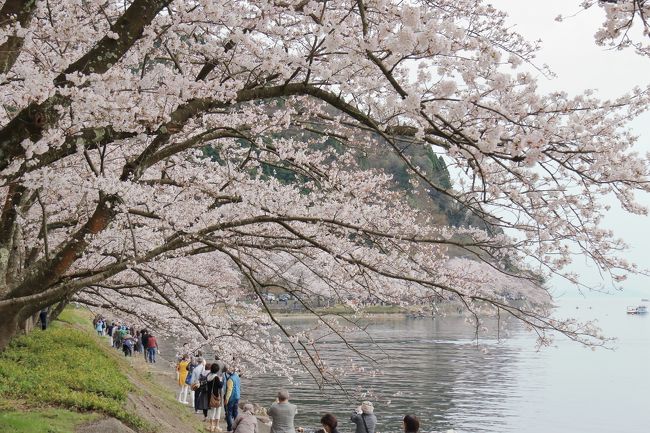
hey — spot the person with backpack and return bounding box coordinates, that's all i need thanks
[122,333,135,357]
[181,357,195,404]
[351,401,377,433]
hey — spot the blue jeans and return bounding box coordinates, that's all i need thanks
[147,347,156,363]
[225,398,239,431]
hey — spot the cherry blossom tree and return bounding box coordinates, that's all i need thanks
[586,0,650,56]
[0,0,649,380]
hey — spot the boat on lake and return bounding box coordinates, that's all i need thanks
[627,305,648,314]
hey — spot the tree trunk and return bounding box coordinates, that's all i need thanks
[0,303,42,351]
[49,299,69,322]
[0,307,23,351]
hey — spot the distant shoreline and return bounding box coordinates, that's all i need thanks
[270,299,542,320]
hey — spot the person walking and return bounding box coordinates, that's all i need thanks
[122,333,135,356]
[177,354,191,404]
[268,390,297,433]
[224,366,241,432]
[351,401,377,433]
[95,319,104,336]
[146,332,158,363]
[113,325,124,349]
[107,322,115,346]
[206,363,224,432]
[134,330,143,354]
[140,329,150,361]
[402,415,419,433]
[233,403,257,433]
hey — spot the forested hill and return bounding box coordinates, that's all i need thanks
[356,142,489,230]
[202,102,489,231]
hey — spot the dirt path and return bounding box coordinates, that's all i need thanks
[75,334,205,433]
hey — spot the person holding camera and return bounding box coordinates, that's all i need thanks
[351,401,376,433]
[268,390,298,433]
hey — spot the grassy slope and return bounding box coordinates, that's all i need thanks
[0,307,173,433]
[0,407,99,433]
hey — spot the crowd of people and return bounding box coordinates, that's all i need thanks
[175,350,241,432]
[92,316,421,433]
[92,316,159,363]
[175,351,422,433]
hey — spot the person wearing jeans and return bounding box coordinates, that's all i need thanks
[146,333,158,363]
[224,366,241,432]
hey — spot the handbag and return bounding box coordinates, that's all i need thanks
[209,392,222,408]
[208,379,222,408]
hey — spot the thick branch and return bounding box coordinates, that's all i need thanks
[0,0,38,74]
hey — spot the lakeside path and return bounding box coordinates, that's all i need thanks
[0,307,205,433]
[72,314,209,433]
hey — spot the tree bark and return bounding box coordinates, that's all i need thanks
[0,304,28,351]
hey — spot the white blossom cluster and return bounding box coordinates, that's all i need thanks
[0,0,647,379]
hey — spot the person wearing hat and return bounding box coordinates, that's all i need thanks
[268,390,298,433]
[351,401,377,433]
[233,403,258,433]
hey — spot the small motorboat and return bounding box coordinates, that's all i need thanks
[627,305,648,314]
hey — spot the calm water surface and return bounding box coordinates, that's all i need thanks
[239,298,650,433]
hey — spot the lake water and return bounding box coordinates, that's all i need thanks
[239,298,650,433]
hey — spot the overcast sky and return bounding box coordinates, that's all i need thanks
[489,1,650,298]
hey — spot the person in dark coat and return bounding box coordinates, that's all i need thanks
[194,368,211,423]
[205,363,224,432]
[140,330,150,361]
[39,308,48,330]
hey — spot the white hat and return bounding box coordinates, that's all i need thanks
[361,401,374,414]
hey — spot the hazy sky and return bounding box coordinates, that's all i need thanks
[489,1,650,298]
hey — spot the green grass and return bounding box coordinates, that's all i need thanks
[0,309,149,432]
[0,407,99,433]
[57,306,93,325]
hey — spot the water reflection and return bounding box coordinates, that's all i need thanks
[166,298,650,433]
[245,315,523,433]
[243,299,650,433]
